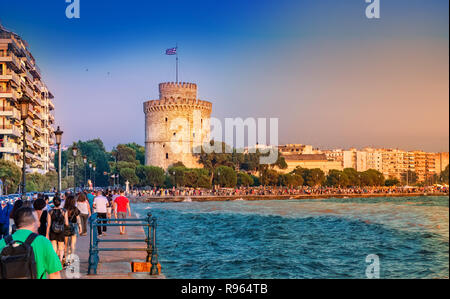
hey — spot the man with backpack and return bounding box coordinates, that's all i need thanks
[0,207,62,279]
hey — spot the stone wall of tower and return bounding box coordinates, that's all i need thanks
[143,82,212,170]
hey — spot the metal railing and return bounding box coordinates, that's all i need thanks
[87,212,159,276]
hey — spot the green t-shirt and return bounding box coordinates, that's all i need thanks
[0,229,63,279]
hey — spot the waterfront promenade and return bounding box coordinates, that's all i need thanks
[67,213,164,279]
[132,192,449,203]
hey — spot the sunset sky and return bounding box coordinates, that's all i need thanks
[0,0,448,152]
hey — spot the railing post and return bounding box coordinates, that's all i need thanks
[88,213,99,275]
[145,212,152,262]
[150,216,159,275]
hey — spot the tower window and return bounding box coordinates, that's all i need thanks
[166,153,169,159]
[165,118,168,122]
[173,132,176,136]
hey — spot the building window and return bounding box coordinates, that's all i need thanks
[166,153,169,159]
[165,117,168,122]
[173,132,176,136]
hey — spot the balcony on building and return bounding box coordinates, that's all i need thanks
[0,70,21,87]
[0,87,20,100]
[0,51,23,73]
[0,141,20,154]
[0,123,21,137]
[0,105,21,119]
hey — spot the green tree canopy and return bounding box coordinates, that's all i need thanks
[237,172,254,187]
[214,166,237,188]
[0,160,21,194]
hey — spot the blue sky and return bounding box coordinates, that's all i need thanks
[0,0,448,151]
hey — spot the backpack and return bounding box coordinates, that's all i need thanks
[51,209,65,234]
[0,233,41,279]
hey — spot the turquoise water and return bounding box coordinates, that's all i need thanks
[133,196,449,279]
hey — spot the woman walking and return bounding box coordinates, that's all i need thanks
[63,195,81,264]
[46,197,68,264]
[76,193,91,236]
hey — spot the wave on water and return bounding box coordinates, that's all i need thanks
[132,196,449,279]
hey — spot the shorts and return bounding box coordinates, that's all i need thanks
[49,231,65,242]
[117,212,127,219]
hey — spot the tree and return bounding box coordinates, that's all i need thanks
[237,172,254,187]
[116,144,137,164]
[125,143,145,165]
[343,168,360,186]
[360,169,385,186]
[119,168,139,186]
[196,141,234,184]
[385,178,400,187]
[401,170,418,185]
[0,160,21,194]
[60,139,111,187]
[260,169,279,186]
[167,166,187,187]
[304,168,325,187]
[214,166,237,188]
[278,173,303,187]
[325,170,349,187]
[136,165,165,187]
[440,165,449,184]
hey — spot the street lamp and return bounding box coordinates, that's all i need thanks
[93,165,96,189]
[89,162,92,183]
[83,155,87,188]
[18,97,31,199]
[54,126,64,193]
[72,145,78,191]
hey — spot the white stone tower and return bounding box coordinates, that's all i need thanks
[143,82,212,170]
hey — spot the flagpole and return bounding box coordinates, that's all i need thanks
[176,44,179,83]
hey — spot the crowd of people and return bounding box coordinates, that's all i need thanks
[0,189,131,279]
[130,185,449,198]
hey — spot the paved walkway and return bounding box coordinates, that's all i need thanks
[64,213,164,279]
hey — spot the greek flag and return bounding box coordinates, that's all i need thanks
[165,47,177,55]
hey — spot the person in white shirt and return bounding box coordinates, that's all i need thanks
[93,191,109,236]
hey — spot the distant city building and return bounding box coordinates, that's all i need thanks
[435,152,449,175]
[0,25,55,174]
[143,82,212,170]
[279,144,448,183]
[278,153,343,175]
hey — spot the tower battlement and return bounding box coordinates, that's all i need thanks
[143,98,212,113]
[159,82,198,99]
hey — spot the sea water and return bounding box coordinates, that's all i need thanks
[133,196,449,279]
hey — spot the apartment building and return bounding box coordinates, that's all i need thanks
[363,147,383,173]
[0,25,55,174]
[434,152,449,175]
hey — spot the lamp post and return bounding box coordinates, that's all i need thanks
[83,155,87,189]
[93,165,96,189]
[54,126,63,193]
[72,145,78,191]
[18,97,31,199]
[89,162,92,184]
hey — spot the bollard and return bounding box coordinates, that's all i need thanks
[150,216,159,275]
[88,213,99,275]
[145,212,152,262]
